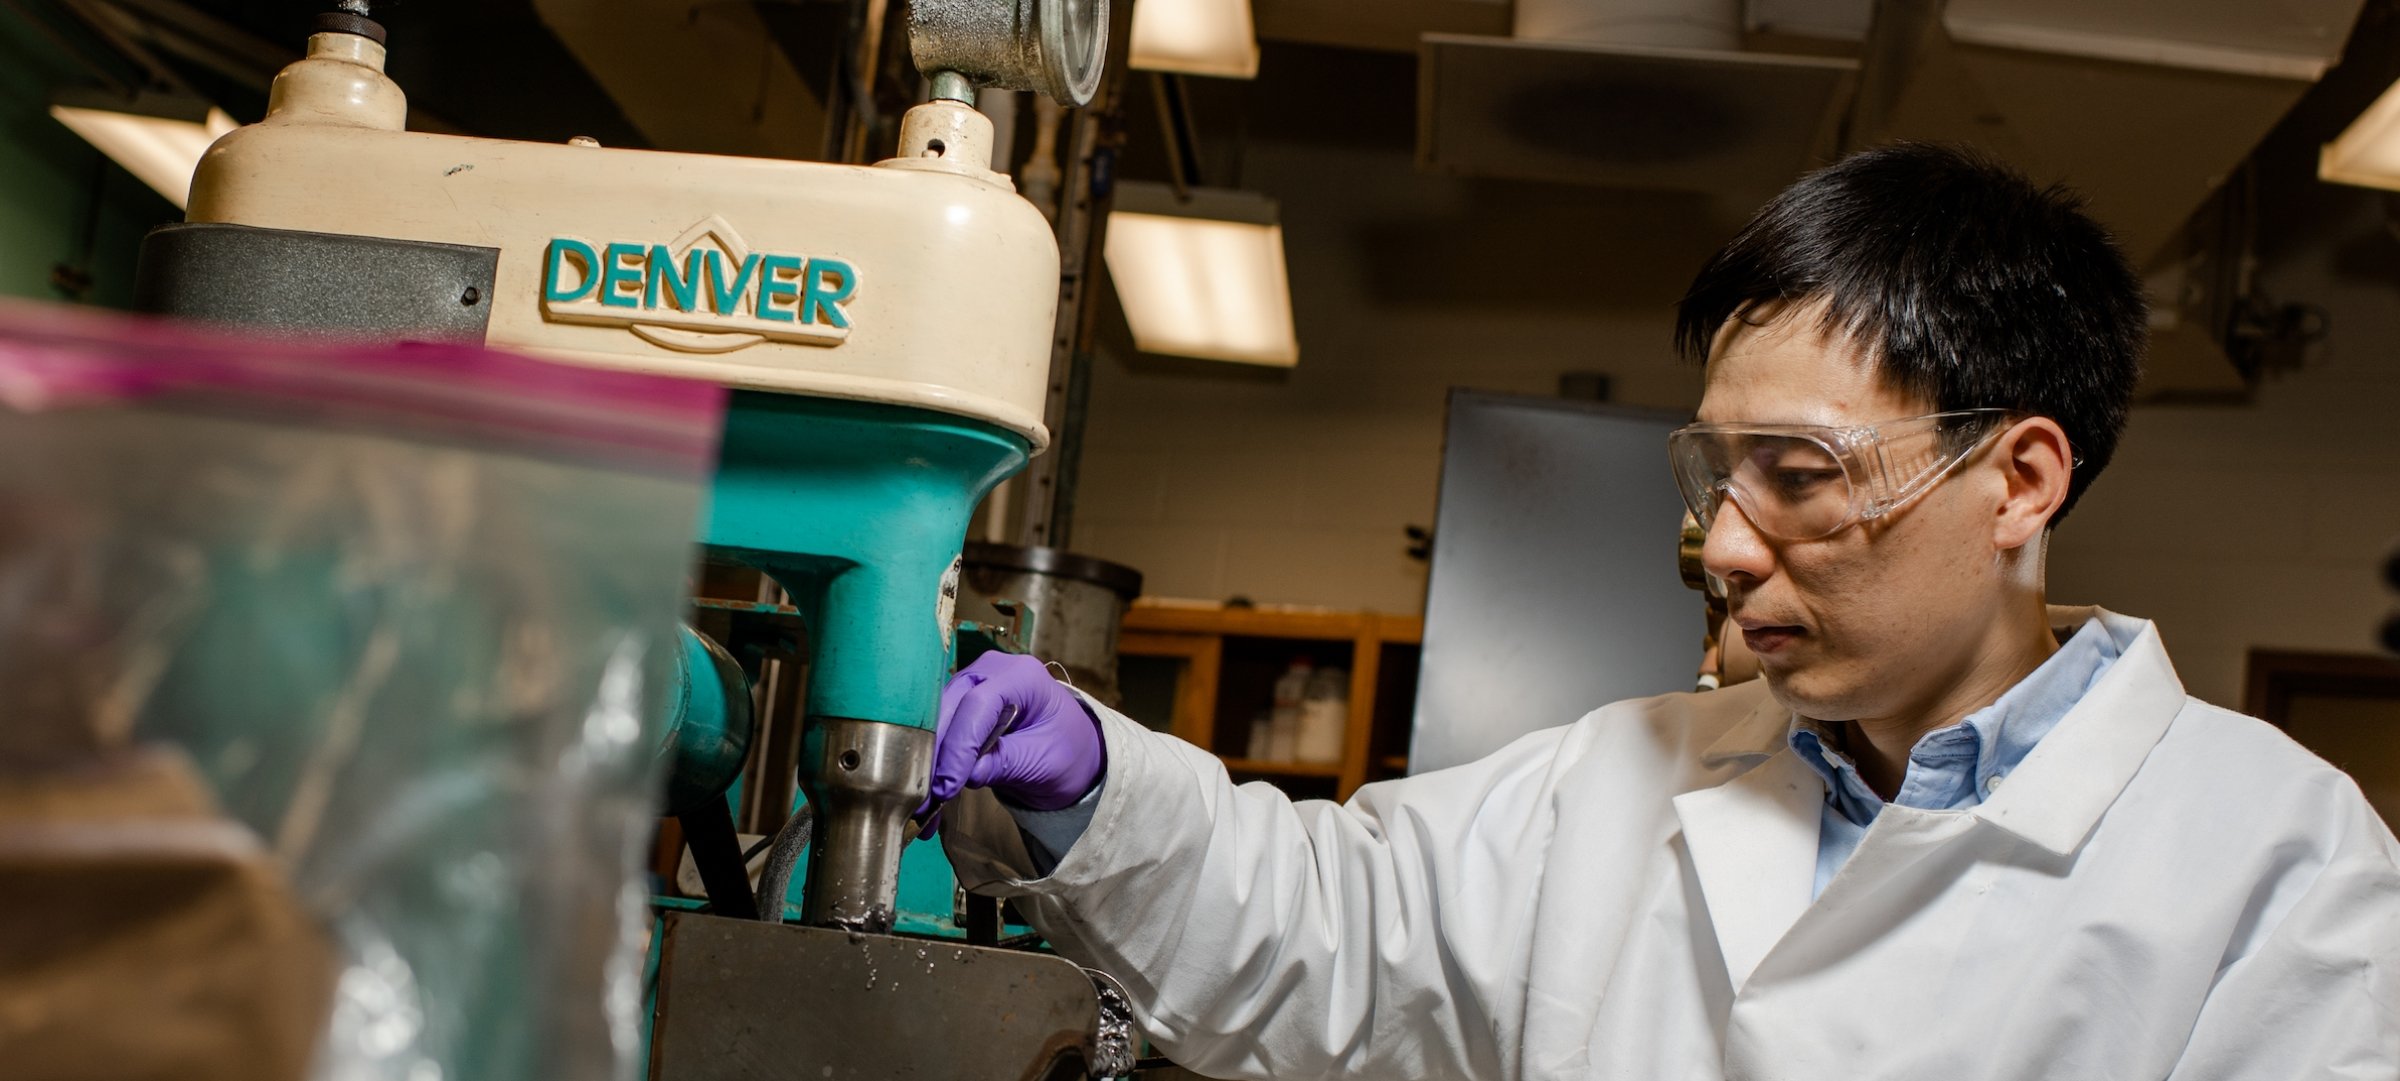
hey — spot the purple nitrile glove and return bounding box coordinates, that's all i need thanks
[917,652,1105,831]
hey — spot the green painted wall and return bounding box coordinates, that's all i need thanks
[0,12,179,308]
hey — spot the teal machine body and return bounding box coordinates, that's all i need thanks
[667,392,1030,936]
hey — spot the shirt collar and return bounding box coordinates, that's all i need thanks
[1782,615,2119,819]
[1967,615,2119,786]
[1970,609,2185,855]
[1702,608,2187,855]
[1701,608,2165,750]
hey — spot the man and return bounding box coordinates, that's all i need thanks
[923,144,2400,1079]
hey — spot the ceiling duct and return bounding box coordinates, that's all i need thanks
[1853,0,2368,396]
[1858,0,2366,265]
[1416,0,1857,194]
[1252,0,1508,53]
[1518,0,1744,49]
[1414,0,2364,239]
[1412,0,2368,396]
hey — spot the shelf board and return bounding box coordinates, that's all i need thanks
[1126,603,1424,644]
[1219,757,1342,779]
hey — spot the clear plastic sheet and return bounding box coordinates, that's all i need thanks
[0,302,722,1081]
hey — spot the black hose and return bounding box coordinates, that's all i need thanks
[752,803,814,920]
[677,802,759,921]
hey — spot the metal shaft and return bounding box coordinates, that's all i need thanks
[796,717,934,930]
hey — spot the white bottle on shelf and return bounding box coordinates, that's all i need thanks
[1296,667,1349,765]
[1268,659,1313,762]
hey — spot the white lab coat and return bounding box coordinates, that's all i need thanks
[944,608,2400,1080]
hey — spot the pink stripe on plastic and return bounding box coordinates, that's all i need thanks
[0,300,726,474]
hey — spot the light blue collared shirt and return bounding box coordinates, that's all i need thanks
[1786,616,2121,899]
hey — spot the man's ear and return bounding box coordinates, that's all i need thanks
[1993,417,2072,550]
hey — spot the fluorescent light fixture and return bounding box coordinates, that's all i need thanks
[2322,77,2400,191]
[1104,181,1297,367]
[1129,0,1260,79]
[50,89,239,210]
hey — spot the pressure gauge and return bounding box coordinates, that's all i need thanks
[1042,0,1106,107]
[910,0,1109,108]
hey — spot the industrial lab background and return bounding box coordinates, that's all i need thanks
[5,7,2398,720]
[1069,42,2400,714]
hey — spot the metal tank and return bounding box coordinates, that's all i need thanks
[959,543,1144,706]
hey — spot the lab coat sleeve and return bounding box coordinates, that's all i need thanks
[2164,780,2400,1079]
[946,699,1574,1081]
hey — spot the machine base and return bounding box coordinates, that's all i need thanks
[649,912,1130,1080]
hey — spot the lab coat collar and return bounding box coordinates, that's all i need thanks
[1694,607,2180,853]
[1967,607,2184,856]
[1698,687,1794,766]
[1674,607,2180,989]
[1673,747,1824,990]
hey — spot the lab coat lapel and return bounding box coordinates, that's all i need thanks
[1673,711,1822,992]
[1971,614,2185,856]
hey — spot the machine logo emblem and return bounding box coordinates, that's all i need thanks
[538,215,858,353]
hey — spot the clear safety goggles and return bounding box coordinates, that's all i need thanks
[1667,409,2015,541]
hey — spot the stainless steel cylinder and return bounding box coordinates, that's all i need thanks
[959,543,1142,706]
[796,718,934,931]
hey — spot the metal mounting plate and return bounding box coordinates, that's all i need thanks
[650,912,1109,1081]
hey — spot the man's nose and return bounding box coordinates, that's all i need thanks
[1700,496,1776,584]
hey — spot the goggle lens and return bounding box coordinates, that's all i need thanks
[1668,410,2013,542]
[1670,431,1855,541]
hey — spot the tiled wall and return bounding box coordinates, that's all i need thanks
[1065,132,1729,615]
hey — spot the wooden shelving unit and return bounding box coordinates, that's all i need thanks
[1117,602,1422,800]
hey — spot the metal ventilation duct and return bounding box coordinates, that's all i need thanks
[1859,0,2368,265]
[1417,0,2365,238]
[1856,0,2369,396]
[1417,0,1857,194]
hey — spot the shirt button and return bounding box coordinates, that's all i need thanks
[1984,773,2005,795]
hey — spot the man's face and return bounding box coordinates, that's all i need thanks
[1694,305,2016,724]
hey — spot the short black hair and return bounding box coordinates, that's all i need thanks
[1675,142,2144,525]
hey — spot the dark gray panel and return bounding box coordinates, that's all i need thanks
[1409,392,1698,774]
[650,913,1110,1081]
[134,222,497,343]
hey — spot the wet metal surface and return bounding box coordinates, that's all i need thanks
[797,719,932,930]
[651,913,1110,1081]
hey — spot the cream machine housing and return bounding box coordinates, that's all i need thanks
[153,27,1059,447]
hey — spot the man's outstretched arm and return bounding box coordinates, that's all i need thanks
[930,653,1563,1081]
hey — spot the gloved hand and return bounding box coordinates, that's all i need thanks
[918,652,1105,832]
